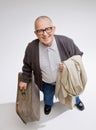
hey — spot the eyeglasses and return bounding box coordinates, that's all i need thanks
[35,27,53,35]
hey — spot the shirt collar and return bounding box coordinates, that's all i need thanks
[47,37,56,50]
[39,37,56,50]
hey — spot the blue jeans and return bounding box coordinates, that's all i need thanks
[41,82,55,106]
[76,96,81,104]
[41,81,81,106]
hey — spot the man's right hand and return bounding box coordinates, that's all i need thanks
[59,63,64,72]
[19,81,27,90]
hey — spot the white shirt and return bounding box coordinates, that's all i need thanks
[39,38,61,83]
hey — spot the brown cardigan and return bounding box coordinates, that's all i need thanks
[21,35,83,90]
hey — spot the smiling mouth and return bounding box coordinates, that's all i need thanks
[42,37,49,41]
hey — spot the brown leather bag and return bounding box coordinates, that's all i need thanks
[16,72,40,124]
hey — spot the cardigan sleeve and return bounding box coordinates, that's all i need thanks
[66,38,83,57]
[21,44,32,83]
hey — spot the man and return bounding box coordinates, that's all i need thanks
[19,16,85,115]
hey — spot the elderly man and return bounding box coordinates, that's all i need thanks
[19,16,85,115]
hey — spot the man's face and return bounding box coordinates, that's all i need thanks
[34,18,56,46]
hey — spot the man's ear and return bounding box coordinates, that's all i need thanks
[34,31,38,36]
[53,26,56,33]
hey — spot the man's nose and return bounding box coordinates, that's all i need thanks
[43,30,48,35]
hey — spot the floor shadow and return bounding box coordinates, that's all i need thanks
[39,101,69,123]
[0,102,70,130]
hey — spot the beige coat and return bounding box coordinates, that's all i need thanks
[55,55,87,109]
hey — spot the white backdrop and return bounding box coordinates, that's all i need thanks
[0,0,96,105]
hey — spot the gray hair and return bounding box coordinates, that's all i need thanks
[34,16,53,29]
